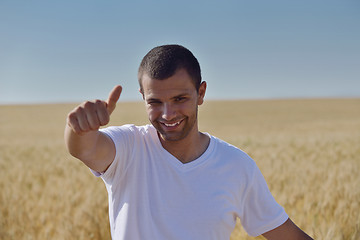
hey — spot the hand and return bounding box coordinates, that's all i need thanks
[67,85,122,134]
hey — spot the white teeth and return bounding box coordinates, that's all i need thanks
[164,121,180,127]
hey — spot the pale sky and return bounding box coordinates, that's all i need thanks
[1,0,359,104]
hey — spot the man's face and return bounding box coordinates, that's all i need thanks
[140,68,206,142]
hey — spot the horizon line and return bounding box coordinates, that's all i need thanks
[1,96,359,106]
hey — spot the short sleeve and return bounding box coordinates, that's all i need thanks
[91,124,136,185]
[240,163,288,236]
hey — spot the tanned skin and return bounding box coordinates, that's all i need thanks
[65,69,313,239]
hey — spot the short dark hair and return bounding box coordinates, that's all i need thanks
[138,44,202,93]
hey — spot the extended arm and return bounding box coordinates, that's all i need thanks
[262,218,313,240]
[64,85,122,173]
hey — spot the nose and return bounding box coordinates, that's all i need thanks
[162,102,176,121]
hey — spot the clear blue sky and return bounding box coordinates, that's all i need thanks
[1,0,359,104]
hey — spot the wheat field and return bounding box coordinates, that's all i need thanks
[0,98,359,239]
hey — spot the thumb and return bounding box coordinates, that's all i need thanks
[106,85,122,115]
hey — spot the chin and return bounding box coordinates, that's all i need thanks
[160,133,187,142]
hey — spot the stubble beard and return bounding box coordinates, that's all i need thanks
[151,110,198,142]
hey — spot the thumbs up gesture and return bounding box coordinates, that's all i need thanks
[67,85,122,135]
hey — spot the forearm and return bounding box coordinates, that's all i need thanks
[64,85,121,172]
[64,124,101,161]
[262,218,313,240]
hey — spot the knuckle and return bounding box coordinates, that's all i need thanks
[81,125,90,132]
[73,126,82,135]
[71,105,84,114]
[89,120,100,130]
[99,112,110,125]
[67,111,77,122]
[95,99,107,110]
[95,99,104,105]
[102,117,110,126]
[83,101,95,109]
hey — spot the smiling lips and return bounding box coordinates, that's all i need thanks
[161,119,183,128]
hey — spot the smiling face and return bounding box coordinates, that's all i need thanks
[141,68,206,143]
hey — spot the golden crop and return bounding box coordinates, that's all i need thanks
[1,99,359,239]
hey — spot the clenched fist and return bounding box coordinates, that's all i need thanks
[67,85,122,134]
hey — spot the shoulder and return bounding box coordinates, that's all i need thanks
[208,135,258,177]
[96,125,155,180]
[211,136,255,164]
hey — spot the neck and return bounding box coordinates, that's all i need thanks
[158,131,210,164]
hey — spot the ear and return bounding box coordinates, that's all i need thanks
[139,88,145,100]
[197,81,207,105]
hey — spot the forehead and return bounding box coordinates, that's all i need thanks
[142,69,196,99]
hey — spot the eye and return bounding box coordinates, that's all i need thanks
[147,100,162,106]
[175,96,187,102]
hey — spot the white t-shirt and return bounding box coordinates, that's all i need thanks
[93,124,288,240]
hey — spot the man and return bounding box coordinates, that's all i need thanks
[65,44,313,239]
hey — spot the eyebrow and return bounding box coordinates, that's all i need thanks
[171,93,189,100]
[146,93,190,103]
[146,97,161,103]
